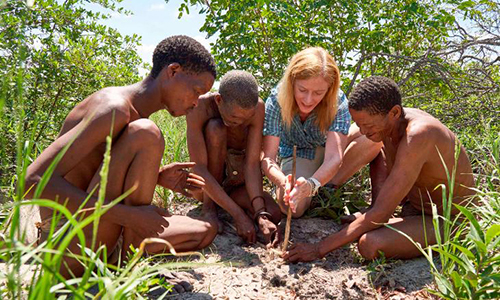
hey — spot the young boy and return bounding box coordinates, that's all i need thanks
[25,35,218,277]
[187,70,281,247]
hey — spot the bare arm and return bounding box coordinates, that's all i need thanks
[245,101,266,213]
[311,131,348,185]
[285,129,433,261]
[261,135,287,189]
[316,131,431,257]
[288,131,347,211]
[186,109,245,219]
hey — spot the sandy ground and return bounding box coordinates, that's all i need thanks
[13,201,438,299]
[159,202,438,300]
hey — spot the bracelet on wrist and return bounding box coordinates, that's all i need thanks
[307,177,321,196]
[253,210,272,222]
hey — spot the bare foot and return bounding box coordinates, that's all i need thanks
[202,209,224,234]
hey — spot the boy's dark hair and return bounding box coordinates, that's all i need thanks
[219,70,259,109]
[151,35,216,79]
[348,76,402,115]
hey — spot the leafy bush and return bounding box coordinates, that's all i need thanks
[0,0,144,188]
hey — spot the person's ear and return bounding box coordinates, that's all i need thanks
[214,93,223,106]
[165,63,181,78]
[389,105,402,120]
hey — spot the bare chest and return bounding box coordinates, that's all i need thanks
[226,126,248,151]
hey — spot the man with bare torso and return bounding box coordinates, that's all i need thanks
[25,35,218,278]
[187,70,281,247]
[284,76,475,262]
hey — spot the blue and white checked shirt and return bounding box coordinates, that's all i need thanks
[263,86,351,160]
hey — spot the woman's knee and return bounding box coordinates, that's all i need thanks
[291,207,307,218]
[275,194,308,218]
[358,232,384,260]
[126,119,165,151]
[204,118,227,147]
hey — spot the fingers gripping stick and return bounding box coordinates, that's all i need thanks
[282,145,296,253]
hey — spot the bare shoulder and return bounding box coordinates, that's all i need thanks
[404,108,449,144]
[254,98,266,120]
[186,93,217,127]
[257,98,265,112]
[72,87,130,119]
[60,87,131,136]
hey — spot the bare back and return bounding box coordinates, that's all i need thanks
[30,85,140,220]
[382,108,474,214]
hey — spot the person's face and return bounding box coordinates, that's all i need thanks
[162,66,214,117]
[216,97,256,128]
[293,76,330,116]
[349,108,390,142]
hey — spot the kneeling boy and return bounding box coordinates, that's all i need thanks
[187,70,281,247]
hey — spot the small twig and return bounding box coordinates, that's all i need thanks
[282,145,297,253]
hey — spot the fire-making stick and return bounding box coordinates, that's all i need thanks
[282,145,296,253]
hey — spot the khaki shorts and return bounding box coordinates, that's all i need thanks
[36,216,123,262]
[281,146,325,179]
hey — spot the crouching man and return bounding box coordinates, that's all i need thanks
[25,35,218,277]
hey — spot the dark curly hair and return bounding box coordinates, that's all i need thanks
[150,35,216,79]
[348,76,403,116]
[219,70,259,109]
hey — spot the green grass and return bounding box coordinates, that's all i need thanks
[386,130,500,299]
[1,37,498,300]
[150,111,193,209]
[0,70,208,299]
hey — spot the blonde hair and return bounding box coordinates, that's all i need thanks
[277,47,340,133]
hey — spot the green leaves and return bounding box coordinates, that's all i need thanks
[0,0,143,186]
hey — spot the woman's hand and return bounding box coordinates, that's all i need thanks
[287,177,312,213]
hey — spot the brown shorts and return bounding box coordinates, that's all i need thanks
[222,148,246,191]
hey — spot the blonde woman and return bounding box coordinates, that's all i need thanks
[262,47,381,218]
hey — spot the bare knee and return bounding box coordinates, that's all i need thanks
[204,118,227,148]
[291,208,307,218]
[264,193,282,224]
[277,200,307,218]
[358,232,384,260]
[197,220,218,249]
[127,119,165,151]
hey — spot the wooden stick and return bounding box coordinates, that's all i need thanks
[282,145,297,253]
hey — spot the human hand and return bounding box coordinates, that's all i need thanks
[257,215,280,248]
[288,177,312,213]
[234,214,256,244]
[282,242,321,262]
[282,174,293,205]
[126,205,170,239]
[157,162,205,197]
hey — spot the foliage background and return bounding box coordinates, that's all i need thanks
[180,0,499,132]
[0,0,144,190]
[0,0,498,297]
